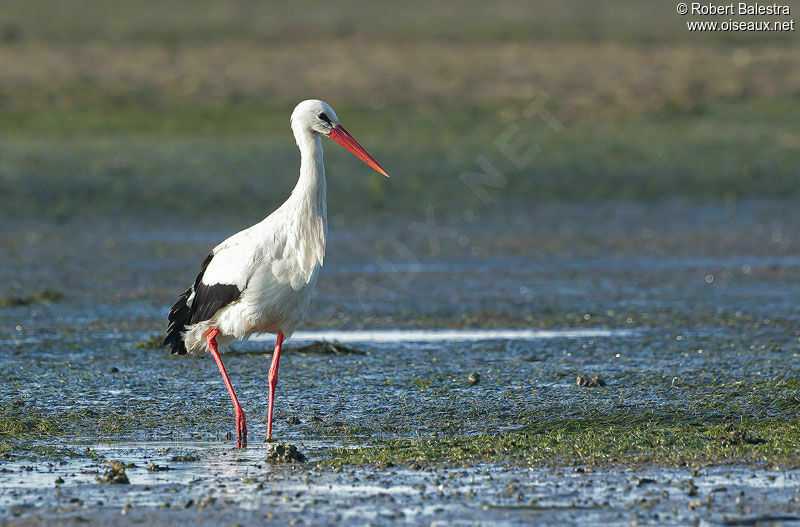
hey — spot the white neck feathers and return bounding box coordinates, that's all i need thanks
[276,125,328,284]
[290,128,327,217]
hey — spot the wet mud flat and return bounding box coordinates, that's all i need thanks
[2,201,800,524]
[2,323,800,525]
[2,443,800,526]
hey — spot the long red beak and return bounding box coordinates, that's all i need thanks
[328,125,389,177]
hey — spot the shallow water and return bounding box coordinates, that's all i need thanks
[2,201,800,524]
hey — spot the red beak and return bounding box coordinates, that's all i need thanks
[327,125,390,177]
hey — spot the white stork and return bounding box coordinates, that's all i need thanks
[163,99,389,447]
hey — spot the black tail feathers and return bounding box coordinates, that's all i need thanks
[164,288,191,355]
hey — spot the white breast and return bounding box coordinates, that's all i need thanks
[212,199,327,340]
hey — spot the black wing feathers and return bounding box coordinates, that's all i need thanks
[163,251,242,355]
[188,282,241,325]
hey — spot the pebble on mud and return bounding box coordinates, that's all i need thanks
[97,461,130,484]
[576,374,606,387]
[265,443,307,464]
[147,462,169,472]
[468,372,480,385]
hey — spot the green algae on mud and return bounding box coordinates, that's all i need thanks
[0,405,60,439]
[0,289,63,307]
[133,334,166,349]
[324,420,800,468]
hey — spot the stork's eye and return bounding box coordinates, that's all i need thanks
[318,113,331,124]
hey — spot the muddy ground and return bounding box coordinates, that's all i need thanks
[2,202,800,525]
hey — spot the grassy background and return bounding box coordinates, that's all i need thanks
[0,1,798,220]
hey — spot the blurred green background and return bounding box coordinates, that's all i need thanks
[0,0,798,221]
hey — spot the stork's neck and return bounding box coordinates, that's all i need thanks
[289,129,327,222]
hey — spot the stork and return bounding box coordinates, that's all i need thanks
[163,100,388,447]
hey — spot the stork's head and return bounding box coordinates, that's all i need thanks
[291,99,389,177]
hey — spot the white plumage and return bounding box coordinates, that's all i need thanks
[163,99,388,446]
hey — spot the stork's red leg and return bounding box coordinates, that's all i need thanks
[206,328,247,448]
[266,331,284,441]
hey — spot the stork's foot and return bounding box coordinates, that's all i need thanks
[235,408,247,448]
